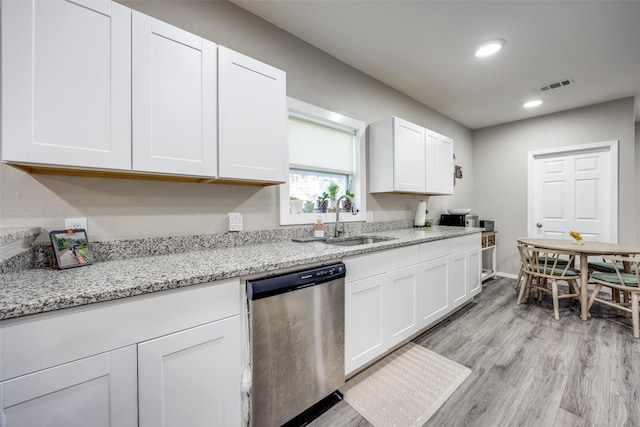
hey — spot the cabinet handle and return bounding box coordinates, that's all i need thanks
[536,223,543,228]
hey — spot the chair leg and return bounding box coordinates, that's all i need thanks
[517,273,530,305]
[551,280,560,320]
[631,292,639,339]
[588,284,603,311]
[515,269,523,290]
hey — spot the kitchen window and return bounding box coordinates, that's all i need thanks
[280,98,366,225]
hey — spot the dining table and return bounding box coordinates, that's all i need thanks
[518,238,640,321]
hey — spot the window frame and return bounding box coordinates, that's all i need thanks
[279,97,367,226]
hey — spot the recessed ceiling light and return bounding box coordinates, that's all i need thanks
[523,100,543,108]
[475,39,506,58]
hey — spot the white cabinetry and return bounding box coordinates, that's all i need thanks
[0,279,241,426]
[449,235,482,309]
[425,129,454,194]
[1,346,137,427]
[419,239,451,329]
[2,0,132,170]
[218,46,288,183]
[132,12,217,177]
[369,116,454,195]
[138,316,240,427]
[344,246,419,375]
[369,117,425,193]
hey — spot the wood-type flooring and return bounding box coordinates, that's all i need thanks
[310,277,640,427]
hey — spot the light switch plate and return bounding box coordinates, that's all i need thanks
[228,212,243,232]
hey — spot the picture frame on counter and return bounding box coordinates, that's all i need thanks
[49,229,93,269]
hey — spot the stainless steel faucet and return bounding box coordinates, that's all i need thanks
[334,195,356,237]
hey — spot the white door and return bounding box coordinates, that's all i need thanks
[345,275,386,375]
[393,118,426,193]
[2,0,132,170]
[449,250,468,308]
[529,141,618,242]
[218,46,287,183]
[138,316,241,427]
[1,346,137,427]
[132,12,217,177]
[466,247,482,298]
[385,265,420,346]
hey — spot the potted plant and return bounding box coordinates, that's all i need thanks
[327,182,340,211]
[317,192,329,212]
[303,200,314,213]
[342,190,355,212]
[289,196,303,214]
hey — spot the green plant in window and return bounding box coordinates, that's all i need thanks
[317,192,329,212]
[327,182,340,201]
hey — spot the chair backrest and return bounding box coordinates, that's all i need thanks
[597,254,640,286]
[517,243,578,279]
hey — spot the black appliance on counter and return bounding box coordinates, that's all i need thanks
[480,220,494,231]
[440,214,466,227]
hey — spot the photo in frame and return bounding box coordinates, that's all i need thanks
[49,229,93,269]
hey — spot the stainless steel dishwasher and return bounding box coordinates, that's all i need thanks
[247,262,346,427]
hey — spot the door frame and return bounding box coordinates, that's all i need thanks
[527,140,619,241]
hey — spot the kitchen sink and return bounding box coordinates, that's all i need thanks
[324,236,395,246]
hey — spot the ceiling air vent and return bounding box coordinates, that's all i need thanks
[537,78,574,92]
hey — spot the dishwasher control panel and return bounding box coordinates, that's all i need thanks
[246,263,346,300]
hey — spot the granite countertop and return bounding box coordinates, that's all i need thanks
[0,226,42,246]
[0,227,482,320]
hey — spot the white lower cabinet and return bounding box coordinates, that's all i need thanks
[386,266,420,347]
[345,234,481,375]
[419,255,450,329]
[0,279,241,426]
[345,274,387,375]
[138,316,241,427]
[1,346,138,427]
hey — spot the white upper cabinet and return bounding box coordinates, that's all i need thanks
[132,12,217,177]
[218,46,288,183]
[2,0,132,170]
[370,117,426,193]
[369,116,454,195]
[425,129,454,195]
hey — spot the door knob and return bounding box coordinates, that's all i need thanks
[536,223,543,228]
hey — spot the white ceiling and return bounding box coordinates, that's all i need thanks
[231,0,640,129]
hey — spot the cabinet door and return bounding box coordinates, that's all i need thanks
[345,275,386,375]
[1,346,137,427]
[138,316,241,427]
[2,0,131,170]
[419,256,450,329]
[450,250,468,308]
[425,130,454,195]
[385,265,420,347]
[218,46,287,183]
[466,247,482,298]
[393,118,426,193]
[132,12,217,177]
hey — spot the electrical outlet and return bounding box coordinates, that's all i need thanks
[65,217,88,231]
[228,212,243,232]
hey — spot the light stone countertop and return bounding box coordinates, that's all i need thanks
[0,227,482,320]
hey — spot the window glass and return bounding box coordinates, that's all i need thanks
[280,98,366,226]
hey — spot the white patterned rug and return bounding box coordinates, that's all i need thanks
[340,342,471,427]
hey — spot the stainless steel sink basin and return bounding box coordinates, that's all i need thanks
[324,236,395,246]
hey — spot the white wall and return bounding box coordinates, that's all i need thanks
[473,97,636,276]
[0,0,473,241]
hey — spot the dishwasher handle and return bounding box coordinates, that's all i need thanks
[247,263,346,301]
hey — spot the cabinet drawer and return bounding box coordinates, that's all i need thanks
[344,245,419,283]
[450,234,481,253]
[419,238,451,262]
[1,279,240,381]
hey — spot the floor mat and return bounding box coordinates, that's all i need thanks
[340,342,471,427]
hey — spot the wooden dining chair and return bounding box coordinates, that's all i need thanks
[588,255,640,338]
[516,243,581,320]
[514,239,570,291]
